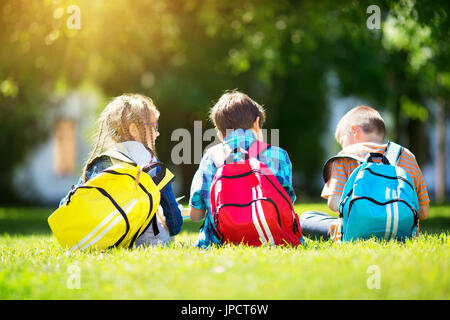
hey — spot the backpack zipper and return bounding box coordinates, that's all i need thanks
[346,196,419,230]
[359,167,415,192]
[215,168,298,233]
[213,197,282,241]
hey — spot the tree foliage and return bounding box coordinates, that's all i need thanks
[0,0,448,203]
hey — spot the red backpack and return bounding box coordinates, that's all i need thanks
[209,140,302,247]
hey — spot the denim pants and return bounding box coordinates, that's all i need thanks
[299,211,339,241]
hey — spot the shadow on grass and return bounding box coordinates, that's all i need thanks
[179,219,203,235]
[0,206,448,237]
[420,217,450,235]
[0,207,54,236]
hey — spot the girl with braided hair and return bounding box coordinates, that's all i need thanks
[59,93,183,247]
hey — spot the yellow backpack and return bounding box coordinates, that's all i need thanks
[48,159,174,250]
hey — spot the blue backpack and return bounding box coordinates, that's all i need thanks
[323,142,420,241]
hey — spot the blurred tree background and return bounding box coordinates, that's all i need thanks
[0,0,448,204]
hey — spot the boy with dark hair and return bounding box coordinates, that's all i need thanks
[189,90,297,248]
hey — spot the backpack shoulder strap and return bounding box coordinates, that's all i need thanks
[207,143,232,168]
[322,154,366,183]
[142,162,175,191]
[208,140,268,167]
[384,141,403,166]
[90,149,137,167]
[248,140,269,159]
[85,150,135,179]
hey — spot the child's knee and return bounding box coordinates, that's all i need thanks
[300,211,327,222]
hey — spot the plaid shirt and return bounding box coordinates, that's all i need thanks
[189,129,296,248]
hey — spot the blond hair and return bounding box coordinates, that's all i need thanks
[335,105,385,143]
[82,93,160,182]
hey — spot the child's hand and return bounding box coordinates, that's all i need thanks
[329,219,342,242]
[155,206,169,231]
[179,204,190,219]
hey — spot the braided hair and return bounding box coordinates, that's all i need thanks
[82,93,160,182]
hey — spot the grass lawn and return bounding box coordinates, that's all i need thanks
[0,203,448,300]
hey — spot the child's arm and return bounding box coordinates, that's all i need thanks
[322,158,349,213]
[419,203,429,220]
[327,195,340,212]
[400,150,430,220]
[269,147,296,203]
[188,152,215,221]
[59,175,83,207]
[189,207,205,222]
[143,162,183,235]
[159,182,183,236]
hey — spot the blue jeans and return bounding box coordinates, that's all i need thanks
[299,211,338,241]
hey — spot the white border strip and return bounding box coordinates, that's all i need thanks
[256,185,275,246]
[79,199,137,250]
[71,199,137,251]
[251,187,267,245]
[391,190,399,239]
[384,188,392,240]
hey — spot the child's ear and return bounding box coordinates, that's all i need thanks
[252,117,264,141]
[128,123,139,140]
[252,117,261,131]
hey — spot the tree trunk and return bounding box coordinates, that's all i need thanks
[436,98,446,204]
[407,119,427,166]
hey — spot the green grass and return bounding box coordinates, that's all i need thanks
[0,203,449,299]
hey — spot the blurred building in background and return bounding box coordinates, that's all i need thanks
[12,87,449,206]
[12,91,98,206]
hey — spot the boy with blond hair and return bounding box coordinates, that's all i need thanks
[301,105,430,241]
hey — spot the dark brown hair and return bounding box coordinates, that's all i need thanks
[209,90,266,137]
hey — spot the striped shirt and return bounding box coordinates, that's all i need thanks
[321,142,430,206]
